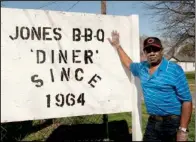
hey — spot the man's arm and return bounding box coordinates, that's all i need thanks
[180,101,192,128]
[176,101,192,141]
[115,45,133,69]
[108,31,132,69]
[175,69,192,128]
[175,66,192,141]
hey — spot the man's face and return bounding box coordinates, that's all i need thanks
[144,46,163,65]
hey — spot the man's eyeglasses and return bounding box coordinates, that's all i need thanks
[144,46,162,54]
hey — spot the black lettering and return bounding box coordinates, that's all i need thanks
[88,74,101,88]
[75,68,84,81]
[9,26,19,40]
[31,27,41,40]
[72,50,81,63]
[77,93,85,106]
[55,94,64,107]
[46,94,51,108]
[9,26,63,41]
[73,28,81,41]
[61,67,70,81]
[84,50,93,64]
[51,50,54,63]
[36,50,46,64]
[53,28,62,40]
[21,27,30,40]
[66,93,75,106]
[97,29,104,42]
[31,74,44,87]
[50,68,55,82]
[84,28,92,42]
[43,27,52,40]
[59,50,67,64]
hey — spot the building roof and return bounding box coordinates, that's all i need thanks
[166,45,195,62]
[170,55,195,62]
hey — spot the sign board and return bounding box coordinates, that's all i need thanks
[1,7,142,140]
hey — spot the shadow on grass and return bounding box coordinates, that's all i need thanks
[1,119,53,142]
[46,120,132,142]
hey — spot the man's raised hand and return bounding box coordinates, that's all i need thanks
[107,30,120,49]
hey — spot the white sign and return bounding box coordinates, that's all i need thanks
[2,7,142,140]
[1,8,142,139]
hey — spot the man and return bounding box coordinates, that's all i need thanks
[108,31,192,141]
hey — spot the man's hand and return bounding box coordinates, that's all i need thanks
[107,30,132,69]
[177,130,188,141]
[107,30,120,49]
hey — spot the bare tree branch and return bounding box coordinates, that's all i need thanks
[142,1,195,57]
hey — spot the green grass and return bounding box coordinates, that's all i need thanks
[8,103,194,141]
[186,71,195,84]
[108,102,149,134]
[108,102,195,141]
[185,71,195,92]
[22,103,194,141]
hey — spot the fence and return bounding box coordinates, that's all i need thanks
[1,113,133,141]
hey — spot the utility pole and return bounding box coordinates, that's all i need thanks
[101,1,109,141]
[101,0,106,15]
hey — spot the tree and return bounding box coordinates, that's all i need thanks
[142,1,195,57]
[140,35,148,61]
[140,35,174,61]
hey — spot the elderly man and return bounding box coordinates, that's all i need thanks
[108,31,192,141]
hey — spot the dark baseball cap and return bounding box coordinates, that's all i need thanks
[143,37,163,50]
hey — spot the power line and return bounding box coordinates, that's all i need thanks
[67,1,80,11]
[52,1,64,11]
[36,1,80,13]
[37,1,58,9]
[36,1,80,12]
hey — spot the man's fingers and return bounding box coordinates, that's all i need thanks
[111,31,114,37]
[107,38,112,44]
[112,31,119,37]
[112,31,115,36]
[108,31,119,45]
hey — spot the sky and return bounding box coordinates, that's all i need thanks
[1,1,160,37]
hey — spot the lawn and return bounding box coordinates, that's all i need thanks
[20,102,195,141]
[108,102,195,141]
[186,71,195,84]
[186,71,195,93]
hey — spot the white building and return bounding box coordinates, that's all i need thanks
[163,43,195,72]
[169,55,195,72]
